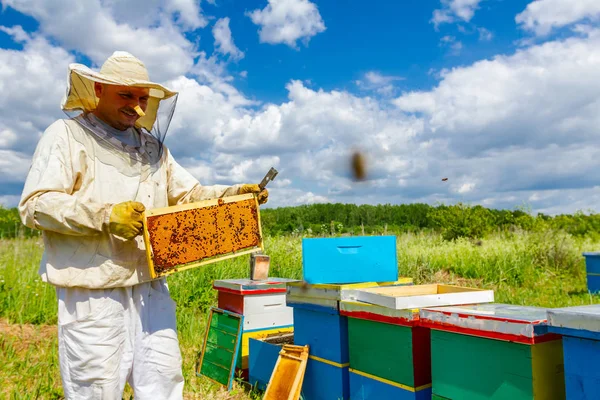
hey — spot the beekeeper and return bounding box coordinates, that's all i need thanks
[18,51,268,399]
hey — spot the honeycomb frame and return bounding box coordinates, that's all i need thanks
[143,193,264,278]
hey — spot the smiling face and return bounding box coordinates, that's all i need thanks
[92,83,150,130]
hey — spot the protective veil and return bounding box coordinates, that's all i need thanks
[18,51,241,399]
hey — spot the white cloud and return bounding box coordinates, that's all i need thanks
[246,0,326,48]
[432,0,483,28]
[3,0,197,81]
[2,2,600,216]
[478,27,493,41]
[457,182,475,194]
[394,29,600,157]
[516,0,600,36]
[213,17,245,60]
[440,35,463,54]
[355,71,404,96]
[0,27,74,154]
[101,0,209,30]
[240,71,248,78]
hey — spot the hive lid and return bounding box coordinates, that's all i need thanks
[214,278,299,294]
[339,300,420,326]
[419,303,556,343]
[287,279,413,301]
[547,304,600,334]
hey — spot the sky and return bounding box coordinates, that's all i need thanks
[0,0,600,215]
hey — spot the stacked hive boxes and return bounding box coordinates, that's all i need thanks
[286,280,411,399]
[547,304,600,399]
[420,304,566,399]
[340,284,494,399]
[288,235,409,400]
[213,278,296,379]
[340,300,431,399]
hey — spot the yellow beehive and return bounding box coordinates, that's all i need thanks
[143,193,264,278]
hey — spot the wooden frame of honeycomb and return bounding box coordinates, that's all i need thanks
[142,193,264,278]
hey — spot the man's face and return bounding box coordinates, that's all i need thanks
[93,83,150,130]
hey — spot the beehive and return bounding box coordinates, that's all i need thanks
[421,304,565,400]
[340,300,432,399]
[547,304,600,399]
[143,193,263,278]
[213,278,295,379]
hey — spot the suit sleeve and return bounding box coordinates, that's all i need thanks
[165,148,241,206]
[18,120,112,236]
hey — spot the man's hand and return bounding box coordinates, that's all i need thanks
[239,184,268,205]
[109,201,146,240]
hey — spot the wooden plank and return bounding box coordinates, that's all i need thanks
[362,284,440,296]
[431,330,533,400]
[143,193,263,278]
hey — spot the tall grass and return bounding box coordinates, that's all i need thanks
[1,231,600,398]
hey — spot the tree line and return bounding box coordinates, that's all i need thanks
[260,202,600,240]
[1,202,599,240]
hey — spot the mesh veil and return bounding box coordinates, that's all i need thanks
[62,72,178,178]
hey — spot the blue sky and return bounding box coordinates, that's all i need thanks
[0,0,600,214]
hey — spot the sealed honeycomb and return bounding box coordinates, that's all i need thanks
[146,198,261,275]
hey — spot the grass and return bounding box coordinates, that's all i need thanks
[1,230,600,398]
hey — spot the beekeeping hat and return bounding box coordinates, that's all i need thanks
[62,51,177,132]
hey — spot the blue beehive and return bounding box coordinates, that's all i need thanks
[248,336,351,400]
[302,236,398,284]
[349,369,432,400]
[302,356,350,400]
[248,337,281,391]
[548,305,600,399]
[583,252,600,293]
[293,306,349,364]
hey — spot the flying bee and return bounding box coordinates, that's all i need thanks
[351,151,366,181]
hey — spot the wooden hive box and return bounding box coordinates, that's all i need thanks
[248,334,351,400]
[301,236,398,284]
[421,303,565,400]
[286,279,413,313]
[340,300,432,400]
[547,304,600,399]
[352,284,494,310]
[143,193,263,278]
[213,278,295,377]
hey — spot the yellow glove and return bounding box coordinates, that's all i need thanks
[239,184,269,205]
[109,201,146,240]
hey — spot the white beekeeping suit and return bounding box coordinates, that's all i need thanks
[18,51,252,399]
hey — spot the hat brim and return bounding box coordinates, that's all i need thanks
[61,63,177,131]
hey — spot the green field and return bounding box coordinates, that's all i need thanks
[1,229,600,398]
